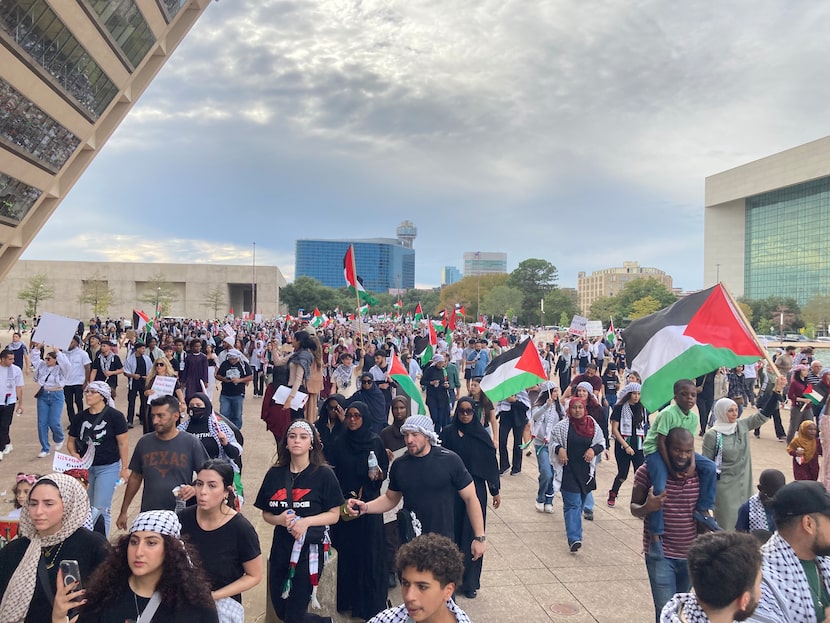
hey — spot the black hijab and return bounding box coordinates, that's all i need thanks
[344,401,378,452]
[441,397,500,489]
[449,397,495,450]
[349,375,387,430]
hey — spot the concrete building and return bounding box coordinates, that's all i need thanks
[0,0,214,283]
[0,259,287,320]
[577,261,673,313]
[705,135,830,306]
[441,265,462,286]
[463,251,507,276]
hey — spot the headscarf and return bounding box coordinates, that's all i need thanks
[567,397,595,439]
[577,381,598,404]
[400,414,439,446]
[450,397,495,449]
[316,394,346,430]
[788,420,818,463]
[711,398,739,435]
[350,375,386,432]
[0,473,90,623]
[389,396,411,432]
[534,381,558,405]
[130,509,182,538]
[343,401,377,452]
[85,380,115,407]
[286,419,316,440]
[617,382,641,405]
[178,392,242,471]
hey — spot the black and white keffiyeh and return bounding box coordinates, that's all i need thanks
[130,510,181,538]
[660,593,711,623]
[400,415,439,445]
[367,599,472,623]
[748,494,772,531]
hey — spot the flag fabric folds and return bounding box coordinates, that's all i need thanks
[480,339,547,403]
[389,351,427,415]
[343,245,378,305]
[621,284,766,412]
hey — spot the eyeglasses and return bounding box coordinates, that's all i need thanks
[345,412,363,419]
[457,408,475,415]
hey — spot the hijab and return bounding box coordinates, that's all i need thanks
[567,397,595,439]
[317,393,346,431]
[350,375,386,430]
[0,474,90,623]
[179,392,243,470]
[711,398,738,435]
[441,397,499,484]
[343,401,377,453]
[389,395,410,433]
[788,420,818,463]
[450,397,495,449]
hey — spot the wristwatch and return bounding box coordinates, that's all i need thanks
[472,535,486,543]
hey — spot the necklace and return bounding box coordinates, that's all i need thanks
[41,540,65,569]
[807,561,828,609]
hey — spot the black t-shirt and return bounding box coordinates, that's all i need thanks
[178,507,260,602]
[0,528,110,623]
[91,354,123,387]
[388,446,473,539]
[218,360,251,396]
[602,374,619,395]
[79,587,219,623]
[183,417,241,462]
[254,464,344,549]
[68,406,129,465]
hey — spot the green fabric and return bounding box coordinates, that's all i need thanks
[799,558,830,622]
[642,404,697,455]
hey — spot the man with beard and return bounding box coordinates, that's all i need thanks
[661,532,762,622]
[631,427,703,621]
[748,480,830,623]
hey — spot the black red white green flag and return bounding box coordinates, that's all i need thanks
[389,351,427,415]
[343,245,378,305]
[480,339,547,403]
[621,284,765,412]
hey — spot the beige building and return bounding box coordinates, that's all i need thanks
[0,259,287,321]
[705,135,830,306]
[0,1,214,283]
[577,261,673,313]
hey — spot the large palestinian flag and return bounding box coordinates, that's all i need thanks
[389,351,427,415]
[622,284,765,412]
[343,245,378,305]
[480,339,547,403]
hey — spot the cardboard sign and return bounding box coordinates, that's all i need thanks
[585,321,604,337]
[52,443,94,471]
[31,312,80,350]
[568,315,588,336]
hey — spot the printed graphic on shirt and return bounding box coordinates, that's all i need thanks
[268,487,312,509]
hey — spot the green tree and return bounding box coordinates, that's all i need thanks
[802,295,830,335]
[138,272,178,317]
[615,278,676,320]
[78,274,115,317]
[742,296,801,334]
[482,286,524,319]
[440,274,509,317]
[203,286,227,319]
[543,289,579,326]
[402,288,441,318]
[507,259,558,323]
[559,311,571,326]
[17,272,54,317]
[589,296,618,324]
[630,295,663,319]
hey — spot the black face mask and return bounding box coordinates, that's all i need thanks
[188,407,209,420]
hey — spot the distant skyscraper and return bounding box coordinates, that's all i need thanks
[0,0,216,282]
[463,252,507,276]
[577,261,673,313]
[442,265,462,285]
[296,238,415,292]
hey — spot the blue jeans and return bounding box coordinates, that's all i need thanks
[88,461,120,536]
[535,445,554,504]
[645,451,716,536]
[37,390,64,453]
[645,539,690,623]
[562,490,587,543]
[220,394,244,429]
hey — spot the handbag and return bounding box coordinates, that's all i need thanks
[338,487,362,522]
[33,386,44,399]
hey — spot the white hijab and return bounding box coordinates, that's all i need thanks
[711,398,738,435]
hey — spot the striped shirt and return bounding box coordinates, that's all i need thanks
[634,464,699,559]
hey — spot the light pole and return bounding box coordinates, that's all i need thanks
[155,286,160,317]
[252,241,257,316]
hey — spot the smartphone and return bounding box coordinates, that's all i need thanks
[59,559,82,590]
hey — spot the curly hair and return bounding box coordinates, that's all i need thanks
[83,534,213,614]
[395,534,464,588]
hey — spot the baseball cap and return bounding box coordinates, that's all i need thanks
[773,481,830,521]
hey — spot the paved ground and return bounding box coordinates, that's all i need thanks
[0,379,793,623]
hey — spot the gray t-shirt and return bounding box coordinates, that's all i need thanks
[129,431,210,511]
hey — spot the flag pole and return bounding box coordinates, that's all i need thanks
[720,283,782,379]
[350,244,365,353]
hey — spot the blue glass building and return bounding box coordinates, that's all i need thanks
[295,238,415,292]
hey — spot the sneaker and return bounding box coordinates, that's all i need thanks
[499,465,510,475]
[583,509,594,521]
[569,540,582,553]
[535,502,545,513]
[54,439,65,452]
[607,490,617,507]
[778,437,787,442]
[3,443,11,454]
[544,503,554,513]
[693,509,722,532]
[0,450,4,461]
[37,451,49,458]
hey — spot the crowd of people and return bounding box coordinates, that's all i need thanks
[0,312,829,622]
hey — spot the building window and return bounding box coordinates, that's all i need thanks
[0,78,80,169]
[0,0,118,119]
[87,0,155,68]
[0,173,41,225]
[160,0,187,21]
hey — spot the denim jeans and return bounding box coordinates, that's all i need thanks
[37,390,64,452]
[89,461,120,536]
[645,451,716,536]
[535,445,554,504]
[645,539,690,623]
[561,490,586,543]
[220,394,245,429]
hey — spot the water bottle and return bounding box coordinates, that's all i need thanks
[172,486,186,513]
[368,450,381,479]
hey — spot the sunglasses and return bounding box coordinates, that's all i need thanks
[155,363,166,367]
[361,380,373,385]
[345,412,363,419]
[457,408,475,415]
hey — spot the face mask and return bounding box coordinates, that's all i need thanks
[188,407,209,419]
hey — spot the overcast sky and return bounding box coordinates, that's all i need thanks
[22,0,830,291]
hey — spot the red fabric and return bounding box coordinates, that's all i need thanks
[261,383,293,442]
[567,398,595,438]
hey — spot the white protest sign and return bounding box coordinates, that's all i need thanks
[568,315,588,336]
[32,312,80,350]
[147,375,177,403]
[52,444,94,471]
[585,321,604,338]
[273,385,308,410]
[222,323,236,338]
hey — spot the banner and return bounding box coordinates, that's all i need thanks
[585,320,603,337]
[568,315,589,336]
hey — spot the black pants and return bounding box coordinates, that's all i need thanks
[611,442,644,494]
[127,381,147,426]
[696,395,713,434]
[498,408,526,474]
[253,368,265,395]
[64,385,84,423]
[0,403,14,449]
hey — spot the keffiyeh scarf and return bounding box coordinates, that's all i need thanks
[748,494,771,531]
[659,593,710,623]
[281,529,331,609]
[178,413,242,472]
[760,532,830,621]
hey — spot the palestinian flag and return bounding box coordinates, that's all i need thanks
[415,320,438,366]
[310,308,323,327]
[343,245,378,305]
[393,299,402,309]
[606,319,615,346]
[621,284,765,412]
[414,303,423,325]
[389,351,427,415]
[480,339,547,403]
[804,384,827,406]
[132,309,156,336]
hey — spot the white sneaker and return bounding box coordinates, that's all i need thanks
[535,501,545,513]
[544,503,554,513]
[0,450,4,461]
[4,443,12,454]
[55,440,64,452]
[37,451,49,458]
